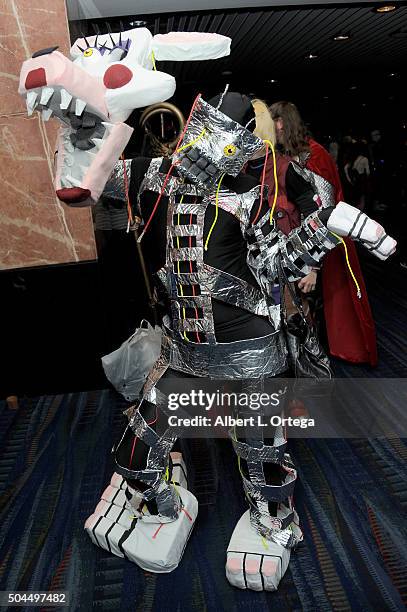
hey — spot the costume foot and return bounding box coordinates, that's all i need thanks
[85,453,197,572]
[226,510,302,591]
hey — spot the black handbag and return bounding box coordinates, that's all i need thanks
[278,260,333,380]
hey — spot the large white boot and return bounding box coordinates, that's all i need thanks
[226,507,302,591]
[85,452,197,572]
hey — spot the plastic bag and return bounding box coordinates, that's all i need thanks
[101,320,162,401]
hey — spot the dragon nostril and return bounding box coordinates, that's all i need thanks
[32,46,59,58]
[103,64,133,89]
[25,68,47,90]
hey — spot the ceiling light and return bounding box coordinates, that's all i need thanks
[221,70,232,76]
[374,5,397,13]
[304,53,318,60]
[267,79,278,84]
[388,72,398,77]
[332,33,351,41]
[349,85,357,90]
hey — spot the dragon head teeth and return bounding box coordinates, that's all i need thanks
[40,87,54,105]
[60,88,73,110]
[90,137,103,148]
[26,91,38,116]
[42,108,53,121]
[75,98,86,116]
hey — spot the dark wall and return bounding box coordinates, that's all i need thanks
[0,233,150,399]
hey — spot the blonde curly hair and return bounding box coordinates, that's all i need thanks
[252,98,276,147]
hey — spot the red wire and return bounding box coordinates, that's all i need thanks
[129,436,138,467]
[140,161,178,238]
[128,411,158,467]
[189,201,201,342]
[187,209,200,343]
[140,93,203,239]
[174,92,202,153]
[189,212,193,248]
[182,507,193,522]
[252,143,269,225]
[121,155,133,224]
[152,522,165,539]
[188,211,193,275]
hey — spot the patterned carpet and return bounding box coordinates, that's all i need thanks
[0,259,407,611]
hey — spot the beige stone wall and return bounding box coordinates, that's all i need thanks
[0,0,97,269]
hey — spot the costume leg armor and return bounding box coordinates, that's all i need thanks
[85,393,198,572]
[226,384,302,591]
[115,403,181,521]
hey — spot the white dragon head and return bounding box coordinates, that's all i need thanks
[19,27,231,206]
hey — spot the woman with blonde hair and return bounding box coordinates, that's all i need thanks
[252,98,277,152]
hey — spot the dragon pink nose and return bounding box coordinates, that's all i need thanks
[103,64,133,89]
[25,68,47,90]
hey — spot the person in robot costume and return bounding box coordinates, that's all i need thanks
[86,91,396,590]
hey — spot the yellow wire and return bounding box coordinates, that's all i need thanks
[164,467,182,500]
[258,139,360,299]
[330,231,362,298]
[176,128,207,153]
[151,50,157,71]
[204,172,226,251]
[231,426,245,478]
[261,536,269,550]
[262,139,278,224]
[171,478,181,499]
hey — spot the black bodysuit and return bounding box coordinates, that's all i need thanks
[130,157,318,342]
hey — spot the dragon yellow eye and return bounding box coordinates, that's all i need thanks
[83,48,93,57]
[223,144,237,157]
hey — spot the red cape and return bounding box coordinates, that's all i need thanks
[307,139,377,366]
